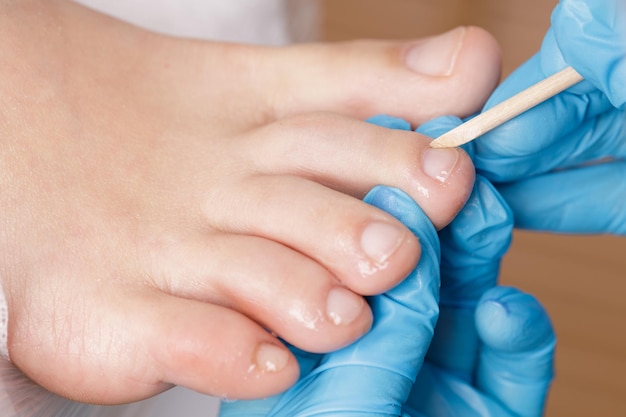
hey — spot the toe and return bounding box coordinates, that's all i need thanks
[148,233,375,354]
[263,26,501,125]
[243,113,476,229]
[203,176,420,295]
[144,293,300,400]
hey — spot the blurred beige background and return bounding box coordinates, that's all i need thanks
[321,1,626,416]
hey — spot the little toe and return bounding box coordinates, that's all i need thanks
[143,293,300,400]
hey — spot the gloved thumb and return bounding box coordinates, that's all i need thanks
[404,286,555,417]
[551,0,626,108]
[476,286,556,417]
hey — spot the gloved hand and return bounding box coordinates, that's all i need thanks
[219,116,556,417]
[405,119,555,417]
[473,0,626,234]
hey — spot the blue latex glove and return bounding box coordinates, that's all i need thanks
[473,0,626,234]
[405,118,554,417]
[219,116,556,416]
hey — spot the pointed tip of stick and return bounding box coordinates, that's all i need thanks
[428,139,453,149]
[429,132,465,149]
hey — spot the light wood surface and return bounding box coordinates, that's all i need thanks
[321,1,626,416]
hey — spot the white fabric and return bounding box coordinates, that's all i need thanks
[73,0,319,44]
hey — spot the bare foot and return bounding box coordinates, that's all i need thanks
[0,0,500,404]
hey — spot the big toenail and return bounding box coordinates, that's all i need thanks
[404,26,466,77]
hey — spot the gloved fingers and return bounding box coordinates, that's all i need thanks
[476,287,556,417]
[438,176,513,276]
[416,119,514,380]
[475,0,626,181]
[498,160,626,235]
[473,53,616,183]
[405,362,514,417]
[529,107,626,171]
[221,185,441,416]
[552,0,626,108]
[426,177,513,379]
[479,105,625,182]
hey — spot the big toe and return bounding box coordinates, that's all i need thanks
[266,26,501,125]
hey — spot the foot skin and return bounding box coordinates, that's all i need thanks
[0,0,501,405]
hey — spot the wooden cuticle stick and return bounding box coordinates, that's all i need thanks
[429,66,584,149]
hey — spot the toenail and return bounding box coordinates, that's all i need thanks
[404,26,466,77]
[422,147,460,183]
[326,287,365,326]
[360,221,406,264]
[254,343,290,373]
